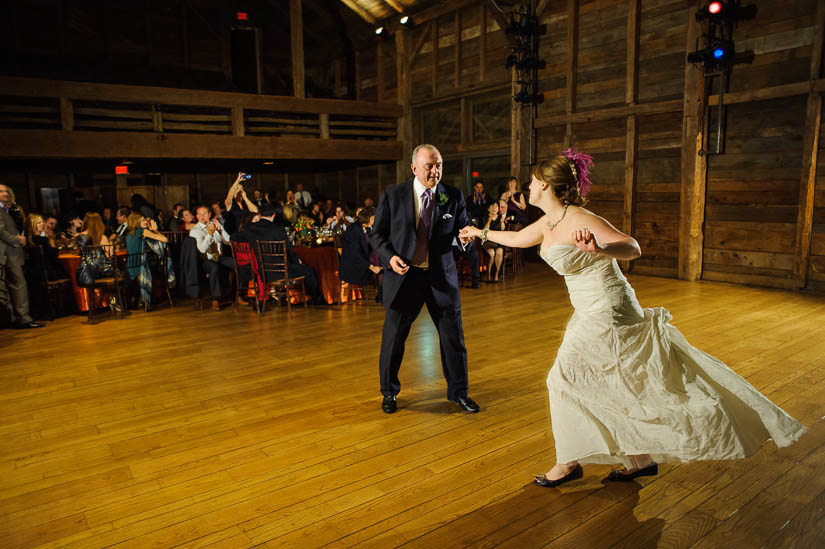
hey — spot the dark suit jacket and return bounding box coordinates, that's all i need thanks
[243,218,300,266]
[339,222,371,286]
[370,179,470,309]
[0,206,24,266]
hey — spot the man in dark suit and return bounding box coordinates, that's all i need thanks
[243,203,325,304]
[0,184,43,329]
[370,144,480,414]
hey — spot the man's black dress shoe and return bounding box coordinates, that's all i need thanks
[450,395,480,413]
[535,464,583,487]
[606,462,658,482]
[382,395,397,414]
[470,282,481,289]
[15,321,44,329]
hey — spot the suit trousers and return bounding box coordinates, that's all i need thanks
[201,256,235,298]
[5,256,32,325]
[379,267,469,400]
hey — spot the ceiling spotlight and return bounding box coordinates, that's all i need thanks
[400,16,410,26]
[375,26,384,36]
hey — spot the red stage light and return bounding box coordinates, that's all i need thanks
[115,165,129,175]
[236,12,248,21]
[472,171,479,177]
[708,2,722,14]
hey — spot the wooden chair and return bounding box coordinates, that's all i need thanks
[255,240,307,313]
[79,244,127,322]
[25,244,73,319]
[230,240,261,314]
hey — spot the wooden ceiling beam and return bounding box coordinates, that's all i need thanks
[383,0,405,14]
[339,0,377,25]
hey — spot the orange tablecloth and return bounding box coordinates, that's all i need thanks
[58,252,126,312]
[294,245,362,305]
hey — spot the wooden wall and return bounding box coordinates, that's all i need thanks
[353,0,825,293]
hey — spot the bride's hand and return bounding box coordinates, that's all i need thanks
[459,225,481,240]
[573,227,600,254]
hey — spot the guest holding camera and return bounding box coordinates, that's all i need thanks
[190,205,234,311]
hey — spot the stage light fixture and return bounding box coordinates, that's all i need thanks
[505,53,519,69]
[709,2,722,14]
[400,16,410,26]
[375,26,384,36]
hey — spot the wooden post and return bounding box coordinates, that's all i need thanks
[564,0,578,148]
[622,115,638,272]
[454,10,461,88]
[396,27,413,182]
[231,107,244,137]
[479,2,487,82]
[355,51,362,101]
[319,113,330,139]
[511,67,522,177]
[431,21,439,96]
[152,105,163,133]
[59,97,73,131]
[793,0,825,288]
[626,0,640,106]
[290,0,305,98]
[678,2,708,281]
[377,40,385,103]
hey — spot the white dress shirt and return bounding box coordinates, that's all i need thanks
[190,222,230,260]
[412,177,435,269]
[296,190,312,208]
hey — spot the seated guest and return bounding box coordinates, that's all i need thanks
[113,207,130,238]
[229,212,262,307]
[283,189,297,209]
[25,213,66,279]
[281,204,298,225]
[170,203,184,228]
[326,204,352,231]
[224,172,259,234]
[156,209,168,231]
[130,193,156,222]
[178,209,197,232]
[252,189,268,209]
[190,205,234,311]
[481,201,506,283]
[43,214,59,248]
[102,207,116,228]
[62,214,83,242]
[339,207,383,303]
[307,202,324,226]
[244,203,325,305]
[124,212,169,311]
[363,197,374,208]
[210,202,226,226]
[468,180,492,227]
[321,198,334,219]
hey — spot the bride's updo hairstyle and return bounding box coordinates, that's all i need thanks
[531,148,594,207]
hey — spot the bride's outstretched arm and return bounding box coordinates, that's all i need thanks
[459,218,544,249]
[572,213,641,260]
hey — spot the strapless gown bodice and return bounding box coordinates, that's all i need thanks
[536,244,806,468]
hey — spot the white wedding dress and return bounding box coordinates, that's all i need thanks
[540,244,806,468]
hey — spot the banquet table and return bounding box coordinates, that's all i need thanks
[293,245,363,304]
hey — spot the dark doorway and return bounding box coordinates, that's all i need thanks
[231,27,259,93]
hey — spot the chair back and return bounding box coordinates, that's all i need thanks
[79,244,116,274]
[255,240,289,284]
[230,239,263,299]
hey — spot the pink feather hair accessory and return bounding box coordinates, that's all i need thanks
[562,148,594,197]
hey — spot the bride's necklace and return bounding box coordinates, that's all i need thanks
[547,204,569,231]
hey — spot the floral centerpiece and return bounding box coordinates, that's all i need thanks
[293,216,316,246]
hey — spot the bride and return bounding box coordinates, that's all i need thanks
[458,150,806,486]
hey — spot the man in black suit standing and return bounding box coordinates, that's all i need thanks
[370,144,480,414]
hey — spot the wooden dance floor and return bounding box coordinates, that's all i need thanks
[3,263,825,547]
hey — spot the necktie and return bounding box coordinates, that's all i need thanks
[411,188,433,265]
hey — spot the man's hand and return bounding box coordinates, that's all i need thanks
[389,255,409,275]
[16,235,26,246]
[148,219,159,232]
[207,222,217,235]
[369,264,382,274]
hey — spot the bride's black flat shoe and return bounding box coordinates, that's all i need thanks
[535,464,583,487]
[606,462,658,482]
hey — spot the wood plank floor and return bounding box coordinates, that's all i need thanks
[2,263,825,548]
